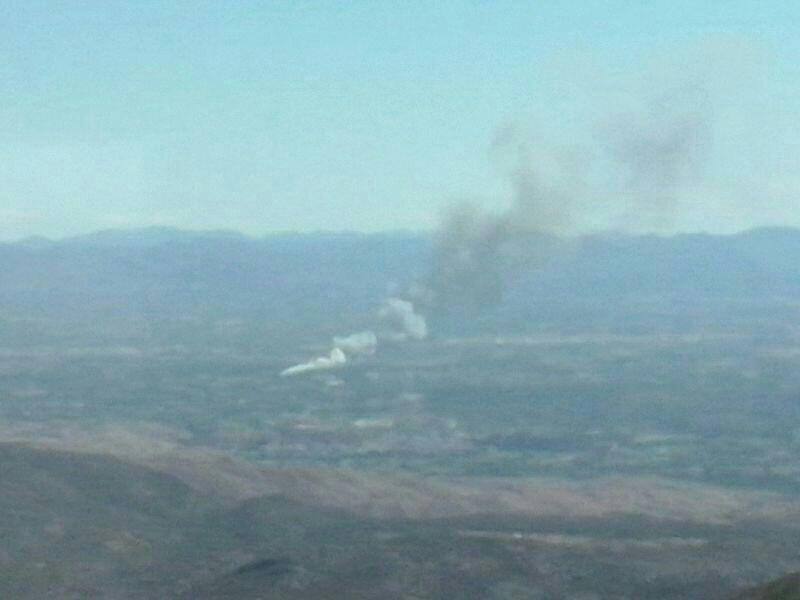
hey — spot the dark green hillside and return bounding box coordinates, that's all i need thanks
[0,443,226,598]
[734,573,800,599]
[5,441,800,599]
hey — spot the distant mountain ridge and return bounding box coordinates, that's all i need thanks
[7,226,423,248]
[2,227,800,327]
[61,226,250,247]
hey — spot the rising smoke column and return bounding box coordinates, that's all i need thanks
[333,330,378,355]
[602,85,711,229]
[417,126,576,312]
[379,298,428,340]
[280,85,712,375]
[280,307,426,377]
[418,86,712,312]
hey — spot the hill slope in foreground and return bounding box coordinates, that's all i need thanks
[4,426,800,599]
[735,574,800,599]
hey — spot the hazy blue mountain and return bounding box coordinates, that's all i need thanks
[2,227,800,330]
[0,229,428,323]
[62,226,250,248]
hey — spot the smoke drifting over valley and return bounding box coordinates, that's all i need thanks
[11,4,800,597]
[332,330,378,355]
[281,86,712,375]
[280,299,427,376]
[378,298,428,341]
[280,330,381,377]
[603,86,712,227]
[280,347,347,377]
[423,85,713,312]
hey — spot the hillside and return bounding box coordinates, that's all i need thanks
[4,430,800,599]
[734,573,800,599]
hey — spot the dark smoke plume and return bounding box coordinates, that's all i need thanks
[418,86,712,312]
[603,85,711,227]
[280,86,713,374]
[419,126,576,312]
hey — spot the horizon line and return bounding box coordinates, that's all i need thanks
[3,224,798,246]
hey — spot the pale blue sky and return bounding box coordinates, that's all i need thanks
[2,1,799,239]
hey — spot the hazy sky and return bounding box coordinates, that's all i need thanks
[2,1,800,240]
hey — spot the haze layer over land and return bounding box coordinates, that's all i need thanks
[4,228,800,597]
[6,3,800,597]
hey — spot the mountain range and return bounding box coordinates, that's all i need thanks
[2,226,800,328]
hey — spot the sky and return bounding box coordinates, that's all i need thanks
[2,1,800,240]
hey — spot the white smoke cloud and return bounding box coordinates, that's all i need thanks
[279,303,428,376]
[332,330,378,355]
[379,297,428,341]
[280,87,707,377]
[280,331,377,377]
[280,347,347,377]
